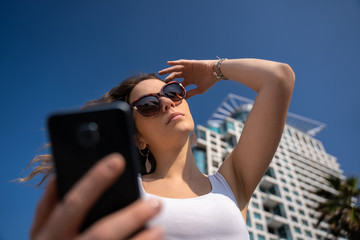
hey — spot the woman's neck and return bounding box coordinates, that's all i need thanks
[147,136,202,181]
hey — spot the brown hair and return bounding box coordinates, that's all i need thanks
[19,73,161,186]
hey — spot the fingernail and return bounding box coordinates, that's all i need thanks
[146,198,161,210]
[105,154,123,172]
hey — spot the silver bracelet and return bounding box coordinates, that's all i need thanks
[214,57,229,80]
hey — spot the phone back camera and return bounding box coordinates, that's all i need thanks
[77,122,100,148]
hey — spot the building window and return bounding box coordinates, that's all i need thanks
[226,120,235,131]
[252,202,259,208]
[265,167,276,178]
[279,170,284,175]
[278,225,291,239]
[293,191,299,196]
[288,206,295,212]
[257,235,265,240]
[299,210,305,215]
[269,185,281,197]
[193,148,207,174]
[286,196,292,202]
[254,212,261,219]
[255,223,263,230]
[296,200,302,206]
[302,219,308,226]
[291,216,298,222]
[283,187,289,192]
[272,204,287,218]
[305,231,312,237]
[246,212,251,227]
[212,160,219,168]
[197,130,206,140]
[252,193,257,199]
[281,178,286,183]
[287,129,292,137]
[294,227,301,234]
[226,135,237,148]
[210,124,222,133]
[249,232,253,240]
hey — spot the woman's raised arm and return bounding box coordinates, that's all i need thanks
[216,59,295,210]
[159,58,295,211]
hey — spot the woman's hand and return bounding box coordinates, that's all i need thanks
[30,153,163,240]
[158,59,218,99]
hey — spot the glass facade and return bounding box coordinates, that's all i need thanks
[193,148,207,174]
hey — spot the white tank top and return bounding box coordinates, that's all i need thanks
[138,172,250,240]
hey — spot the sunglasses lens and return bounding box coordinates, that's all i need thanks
[135,96,161,116]
[163,83,185,101]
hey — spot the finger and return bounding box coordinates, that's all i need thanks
[186,88,201,99]
[158,65,184,75]
[30,177,58,239]
[79,198,162,240]
[166,59,188,66]
[44,153,125,235]
[131,226,164,240]
[164,72,183,82]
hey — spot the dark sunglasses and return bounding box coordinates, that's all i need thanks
[130,81,186,117]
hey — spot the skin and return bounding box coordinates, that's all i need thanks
[130,79,212,198]
[30,154,164,240]
[137,59,295,221]
[30,58,295,238]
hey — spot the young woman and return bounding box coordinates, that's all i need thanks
[26,58,295,239]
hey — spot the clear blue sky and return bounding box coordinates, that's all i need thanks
[1,0,359,239]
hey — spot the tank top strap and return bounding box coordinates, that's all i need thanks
[209,171,239,208]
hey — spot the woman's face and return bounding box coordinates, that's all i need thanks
[129,79,194,150]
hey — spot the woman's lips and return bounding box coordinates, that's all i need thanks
[167,112,185,124]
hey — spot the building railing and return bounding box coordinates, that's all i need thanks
[262,193,283,208]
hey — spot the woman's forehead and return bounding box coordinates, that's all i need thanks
[130,79,165,102]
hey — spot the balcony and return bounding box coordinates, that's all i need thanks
[304,198,319,209]
[260,175,278,189]
[265,213,289,229]
[263,193,283,208]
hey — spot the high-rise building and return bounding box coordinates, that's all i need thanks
[193,94,345,240]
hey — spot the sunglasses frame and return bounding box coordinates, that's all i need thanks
[130,81,186,117]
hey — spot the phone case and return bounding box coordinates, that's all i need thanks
[48,101,140,231]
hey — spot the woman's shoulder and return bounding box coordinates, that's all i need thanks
[208,171,239,206]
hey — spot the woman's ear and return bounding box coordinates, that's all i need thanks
[134,134,147,150]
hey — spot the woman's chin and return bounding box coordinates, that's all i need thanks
[173,121,194,134]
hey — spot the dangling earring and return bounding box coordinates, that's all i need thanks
[139,148,151,173]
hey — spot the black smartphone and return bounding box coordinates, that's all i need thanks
[48,101,140,232]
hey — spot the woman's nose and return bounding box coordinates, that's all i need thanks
[160,97,175,112]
